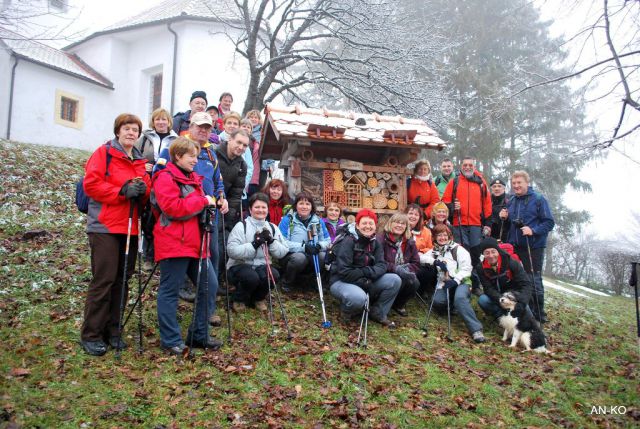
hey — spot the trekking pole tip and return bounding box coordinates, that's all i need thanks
[322,321,332,329]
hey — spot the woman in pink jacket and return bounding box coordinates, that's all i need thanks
[152,137,221,355]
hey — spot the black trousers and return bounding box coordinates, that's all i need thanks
[228,264,280,304]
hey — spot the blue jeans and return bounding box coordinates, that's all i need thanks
[433,283,482,334]
[478,293,536,320]
[330,273,401,319]
[157,257,218,348]
[452,225,482,249]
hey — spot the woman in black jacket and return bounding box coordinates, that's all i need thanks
[329,209,401,327]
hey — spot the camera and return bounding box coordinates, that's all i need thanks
[200,206,217,231]
[513,219,525,228]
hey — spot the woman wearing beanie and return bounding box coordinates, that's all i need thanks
[407,159,440,218]
[423,224,485,343]
[329,209,401,327]
[427,201,452,231]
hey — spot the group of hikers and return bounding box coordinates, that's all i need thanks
[79,90,555,357]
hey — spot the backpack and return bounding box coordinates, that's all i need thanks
[498,242,521,264]
[324,223,352,270]
[75,142,112,213]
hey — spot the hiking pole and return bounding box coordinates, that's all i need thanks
[630,262,639,348]
[188,219,209,357]
[421,288,439,335]
[357,293,369,348]
[220,202,232,343]
[445,282,453,341]
[136,202,144,354]
[308,225,331,328]
[116,200,135,360]
[262,243,293,341]
[455,200,466,249]
[122,262,158,329]
[524,235,543,322]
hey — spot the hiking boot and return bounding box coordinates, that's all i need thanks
[186,336,223,350]
[109,336,128,350]
[179,281,196,303]
[472,331,486,343]
[255,300,268,311]
[340,309,355,324]
[369,311,396,329]
[209,314,222,326]
[233,302,246,312]
[280,279,292,293]
[393,307,408,317]
[81,340,107,356]
[162,343,187,356]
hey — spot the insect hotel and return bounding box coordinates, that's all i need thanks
[260,105,445,226]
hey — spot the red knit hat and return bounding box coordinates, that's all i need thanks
[355,209,377,225]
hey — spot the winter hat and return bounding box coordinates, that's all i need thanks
[431,201,449,217]
[490,178,506,187]
[355,209,377,226]
[478,237,500,254]
[190,90,208,103]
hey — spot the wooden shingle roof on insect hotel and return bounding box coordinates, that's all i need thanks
[260,104,446,163]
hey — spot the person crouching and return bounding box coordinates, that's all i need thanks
[329,209,401,327]
[226,193,289,312]
[152,137,222,355]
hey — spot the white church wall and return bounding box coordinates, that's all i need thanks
[9,61,113,150]
[0,46,13,139]
[172,21,250,115]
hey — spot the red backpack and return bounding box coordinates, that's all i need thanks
[498,242,521,264]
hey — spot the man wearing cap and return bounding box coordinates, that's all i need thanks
[173,90,209,136]
[489,178,509,242]
[156,112,228,306]
[329,209,401,328]
[499,170,554,323]
[476,237,534,320]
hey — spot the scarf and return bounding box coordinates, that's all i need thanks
[268,198,285,225]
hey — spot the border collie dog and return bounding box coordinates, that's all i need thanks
[498,292,548,353]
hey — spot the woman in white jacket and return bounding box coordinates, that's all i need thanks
[226,193,289,312]
[424,224,485,343]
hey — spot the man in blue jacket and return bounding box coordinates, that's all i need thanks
[499,170,554,323]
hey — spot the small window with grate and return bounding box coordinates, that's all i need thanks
[60,96,77,122]
[54,90,83,129]
[150,72,162,111]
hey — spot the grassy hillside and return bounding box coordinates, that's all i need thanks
[0,140,638,428]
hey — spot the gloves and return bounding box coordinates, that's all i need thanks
[356,277,373,292]
[434,260,448,274]
[259,228,274,245]
[395,264,417,283]
[304,241,321,255]
[251,231,266,249]
[443,279,458,290]
[120,180,146,199]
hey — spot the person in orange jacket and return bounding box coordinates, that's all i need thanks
[441,156,492,252]
[81,113,151,356]
[407,159,440,219]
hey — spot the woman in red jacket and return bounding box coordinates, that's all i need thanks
[153,137,222,355]
[407,159,440,218]
[81,113,151,356]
